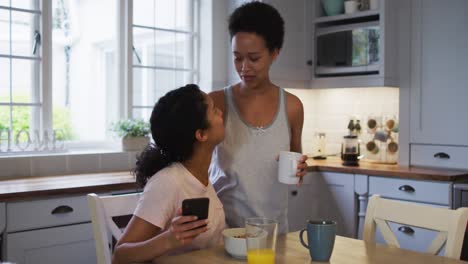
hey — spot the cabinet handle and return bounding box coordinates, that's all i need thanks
[306,60,313,66]
[51,205,74,215]
[398,226,415,235]
[398,185,415,193]
[434,152,450,159]
[291,190,298,196]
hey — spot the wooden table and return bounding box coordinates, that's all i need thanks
[153,232,467,264]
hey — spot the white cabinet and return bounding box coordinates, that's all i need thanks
[288,172,356,238]
[4,195,97,264]
[227,0,314,88]
[310,0,406,88]
[6,223,96,264]
[264,0,314,88]
[367,175,452,255]
[409,0,468,147]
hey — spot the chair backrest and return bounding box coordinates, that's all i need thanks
[363,195,468,259]
[87,192,141,264]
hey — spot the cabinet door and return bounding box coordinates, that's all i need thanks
[6,223,96,264]
[265,0,313,88]
[410,0,468,145]
[288,172,356,237]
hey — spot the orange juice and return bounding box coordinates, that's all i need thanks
[247,249,275,264]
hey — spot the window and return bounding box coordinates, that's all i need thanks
[0,1,42,149]
[131,0,198,121]
[0,0,199,153]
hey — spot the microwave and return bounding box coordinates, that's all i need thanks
[316,21,380,77]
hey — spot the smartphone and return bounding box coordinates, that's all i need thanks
[182,197,210,221]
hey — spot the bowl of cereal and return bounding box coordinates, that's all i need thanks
[222,228,247,259]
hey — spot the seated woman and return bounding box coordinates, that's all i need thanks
[112,84,226,264]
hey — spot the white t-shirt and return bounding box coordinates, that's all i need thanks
[134,162,226,254]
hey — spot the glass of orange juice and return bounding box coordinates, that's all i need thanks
[245,217,278,264]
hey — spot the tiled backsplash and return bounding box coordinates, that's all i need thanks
[286,87,399,156]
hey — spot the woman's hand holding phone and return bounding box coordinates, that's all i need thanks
[167,208,209,247]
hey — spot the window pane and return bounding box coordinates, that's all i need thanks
[132,108,152,122]
[0,58,10,103]
[11,11,38,57]
[11,105,34,137]
[133,0,191,31]
[175,71,192,88]
[175,0,191,31]
[133,0,154,27]
[0,1,8,7]
[0,9,10,55]
[133,28,178,68]
[12,58,37,103]
[52,0,118,141]
[175,33,192,69]
[133,68,179,106]
[0,106,10,132]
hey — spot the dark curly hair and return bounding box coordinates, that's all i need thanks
[228,1,284,52]
[133,84,209,187]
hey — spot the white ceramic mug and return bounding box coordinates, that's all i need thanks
[278,151,303,184]
[344,0,360,14]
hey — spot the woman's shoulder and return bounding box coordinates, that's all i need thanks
[284,90,304,115]
[209,89,226,113]
[145,163,182,189]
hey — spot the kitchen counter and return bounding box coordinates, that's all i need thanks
[307,157,468,182]
[0,171,138,202]
[0,158,467,201]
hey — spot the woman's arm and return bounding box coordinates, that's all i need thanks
[285,92,308,182]
[112,209,209,264]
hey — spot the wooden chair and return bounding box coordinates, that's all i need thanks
[363,195,468,259]
[87,192,141,264]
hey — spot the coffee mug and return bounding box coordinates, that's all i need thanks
[370,0,379,10]
[278,151,303,184]
[366,140,379,154]
[387,141,399,154]
[299,220,336,262]
[344,0,360,14]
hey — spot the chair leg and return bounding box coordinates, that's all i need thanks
[461,222,468,261]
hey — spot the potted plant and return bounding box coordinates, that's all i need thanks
[111,119,150,151]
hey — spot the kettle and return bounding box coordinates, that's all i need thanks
[341,135,360,166]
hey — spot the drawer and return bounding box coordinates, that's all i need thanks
[411,144,468,170]
[7,195,90,232]
[369,176,451,206]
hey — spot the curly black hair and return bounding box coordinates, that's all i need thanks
[228,1,285,52]
[133,84,210,187]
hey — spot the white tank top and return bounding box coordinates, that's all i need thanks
[209,85,291,234]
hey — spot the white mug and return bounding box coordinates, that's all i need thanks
[370,0,379,10]
[278,151,303,184]
[344,1,360,14]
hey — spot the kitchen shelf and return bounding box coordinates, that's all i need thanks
[314,9,379,24]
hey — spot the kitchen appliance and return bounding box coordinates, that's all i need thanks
[316,21,380,77]
[341,135,360,166]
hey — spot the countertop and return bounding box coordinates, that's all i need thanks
[307,157,468,182]
[0,171,138,202]
[0,158,468,202]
